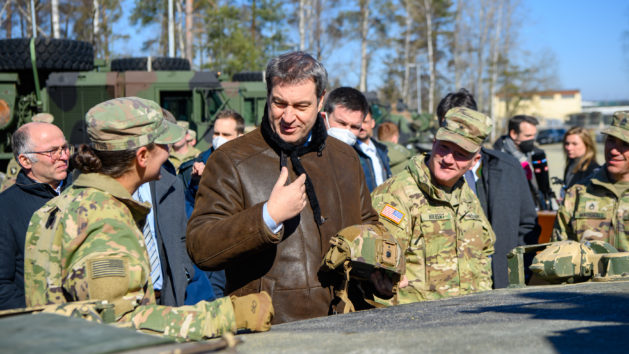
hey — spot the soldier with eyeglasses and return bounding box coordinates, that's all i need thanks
[0,121,71,310]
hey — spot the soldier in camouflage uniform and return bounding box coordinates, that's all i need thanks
[23,97,273,341]
[371,107,495,304]
[168,121,200,170]
[553,111,629,252]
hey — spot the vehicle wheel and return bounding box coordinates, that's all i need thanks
[110,57,190,71]
[0,38,93,71]
[232,71,264,82]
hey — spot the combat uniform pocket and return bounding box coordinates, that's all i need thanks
[618,209,629,251]
[461,212,489,247]
[461,213,493,292]
[573,209,610,243]
[419,211,457,297]
[400,231,428,301]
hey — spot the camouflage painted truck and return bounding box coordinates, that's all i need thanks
[0,37,267,173]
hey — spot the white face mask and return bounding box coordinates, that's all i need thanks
[324,114,357,146]
[212,135,228,149]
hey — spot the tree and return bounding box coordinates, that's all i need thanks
[185,0,193,61]
[333,0,391,91]
[423,0,435,113]
[130,0,177,56]
[51,0,60,38]
[195,0,289,76]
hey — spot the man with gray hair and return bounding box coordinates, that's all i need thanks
[0,122,70,309]
[187,52,389,323]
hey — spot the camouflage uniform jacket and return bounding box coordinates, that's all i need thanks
[382,141,412,176]
[169,147,200,170]
[24,173,236,341]
[553,166,629,251]
[371,154,495,304]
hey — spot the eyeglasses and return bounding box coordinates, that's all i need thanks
[26,144,71,160]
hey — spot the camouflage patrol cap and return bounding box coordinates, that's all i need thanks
[187,129,196,141]
[31,113,54,123]
[602,111,629,143]
[86,97,185,151]
[435,107,492,153]
[177,120,189,130]
[161,108,176,123]
[322,224,405,281]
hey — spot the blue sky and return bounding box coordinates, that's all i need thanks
[521,0,629,101]
[114,0,629,101]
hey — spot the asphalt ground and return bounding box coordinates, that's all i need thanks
[231,281,629,353]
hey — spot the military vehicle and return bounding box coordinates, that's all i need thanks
[363,91,435,152]
[0,37,267,172]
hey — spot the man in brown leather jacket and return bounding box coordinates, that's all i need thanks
[186,52,384,323]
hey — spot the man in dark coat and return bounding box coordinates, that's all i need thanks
[473,148,540,287]
[0,122,70,309]
[146,164,207,306]
[436,89,540,288]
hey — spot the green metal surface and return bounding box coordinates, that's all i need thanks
[0,313,172,354]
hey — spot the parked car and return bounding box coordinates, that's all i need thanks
[537,128,567,144]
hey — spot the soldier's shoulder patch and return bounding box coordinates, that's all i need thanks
[88,258,126,279]
[380,204,405,225]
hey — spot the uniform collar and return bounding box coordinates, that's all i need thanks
[408,153,465,205]
[72,173,151,222]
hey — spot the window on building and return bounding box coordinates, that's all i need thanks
[562,94,575,99]
[541,95,554,100]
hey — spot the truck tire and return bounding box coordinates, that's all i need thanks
[232,71,264,82]
[110,57,190,71]
[0,38,93,71]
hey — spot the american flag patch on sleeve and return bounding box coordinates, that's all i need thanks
[380,204,404,224]
[89,259,126,279]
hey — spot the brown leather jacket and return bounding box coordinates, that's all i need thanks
[187,127,379,324]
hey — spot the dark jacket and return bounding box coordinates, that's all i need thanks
[179,148,213,218]
[474,148,540,289]
[563,158,600,190]
[354,138,392,192]
[178,148,226,298]
[493,135,550,210]
[0,170,67,309]
[149,165,199,306]
[186,124,379,324]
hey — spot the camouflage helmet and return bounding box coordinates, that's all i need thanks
[321,224,404,313]
[530,241,596,282]
[322,224,404,285]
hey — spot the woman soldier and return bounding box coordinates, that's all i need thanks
[23,97,272,341]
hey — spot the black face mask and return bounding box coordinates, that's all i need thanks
[519,139,535,154]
